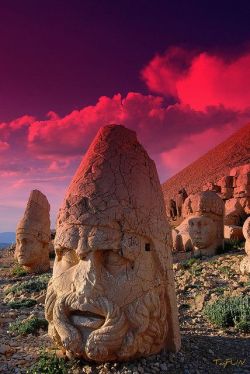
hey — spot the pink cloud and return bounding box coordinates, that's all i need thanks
[142,48,250,111]
[10,115,36,131]
[1,47,250,231]
[0,140,9,151]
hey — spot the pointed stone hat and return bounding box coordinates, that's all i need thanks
[17,189,51,243]
[56,124,170,268]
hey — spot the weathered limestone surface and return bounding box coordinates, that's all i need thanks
[45,125,180,362]
[173,191,224,256]
[240,217,250,274]
[224,198,247,226]
[15,190,50,273]
[224,225,244,241]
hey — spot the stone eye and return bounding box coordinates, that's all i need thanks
[145,243,150,251]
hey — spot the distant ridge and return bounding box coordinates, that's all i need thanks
[162,123,250,204]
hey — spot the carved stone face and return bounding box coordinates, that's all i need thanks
[45,125,180,361]
[49,223,168,361]
[15,232,44,267]
[188,216,217,249]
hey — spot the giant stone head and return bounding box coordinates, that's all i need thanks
[45,125,180,362]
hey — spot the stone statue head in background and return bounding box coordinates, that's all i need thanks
[45,124,180,362]
[15,189,51,273]
[240,217,250,274]
[173,191,224,256]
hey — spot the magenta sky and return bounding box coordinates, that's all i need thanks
[1,1,250,231]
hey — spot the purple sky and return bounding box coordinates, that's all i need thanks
[1,0,250,231]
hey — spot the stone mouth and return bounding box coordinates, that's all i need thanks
[70,310,105,330]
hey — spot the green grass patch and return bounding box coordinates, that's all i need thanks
[9,316,48,335]
[5,273,50,295]
[219,266,232,277]
[180,257,201,269]
[7,298,37,309]
[27,350,78,374]
[204,295,250,332]
[11,263,28,277]
[212,286,228,295]
[224,239,245,252]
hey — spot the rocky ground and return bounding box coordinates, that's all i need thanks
[0,247,249,374]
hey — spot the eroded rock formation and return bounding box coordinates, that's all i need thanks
[15,190,50,273]
[240,217,250,274]
[172,191,224,256]
[45,124,180,362]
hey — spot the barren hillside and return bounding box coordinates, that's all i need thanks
[162,123,250,204]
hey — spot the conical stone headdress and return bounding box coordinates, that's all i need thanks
[56,124,171,269]
[17,189,50,243]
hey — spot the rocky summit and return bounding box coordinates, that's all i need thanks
[162,123,250,206]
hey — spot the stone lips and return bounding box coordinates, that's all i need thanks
[162,122,250,206]
[49,124,180,361]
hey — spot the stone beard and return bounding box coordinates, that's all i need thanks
[45,124,180,361]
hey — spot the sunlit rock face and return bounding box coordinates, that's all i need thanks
[45,124,180,362]
[172,191,224,256]
[15,190,50,273]
[240,217,250,274]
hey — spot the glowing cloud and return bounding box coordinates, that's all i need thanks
[142,48,250,110]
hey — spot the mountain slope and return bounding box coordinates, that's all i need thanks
[162,123,250,204]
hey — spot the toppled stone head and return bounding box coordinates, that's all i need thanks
[15,190,50,273]
[173,191,224,256]
[240,217,250,274]
[45,124,180,362]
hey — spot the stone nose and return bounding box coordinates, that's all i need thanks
[76,240,89,260]
[82,251,104,294]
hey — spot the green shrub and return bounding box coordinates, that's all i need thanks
[181,257,200,269]
[212,286,228,295]
[5,273,50,295]
[219,266,232,277]
[204,295,250,332]
[224,239,245,252]
[11,263,28,277]
[27,350,77,374]
[9,316,48,335]
[7,298,37,309]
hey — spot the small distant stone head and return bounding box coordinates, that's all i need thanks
[174,191,224,256]
[15,190,51,273]
[187,215,217,249]
[240,217,250,274]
